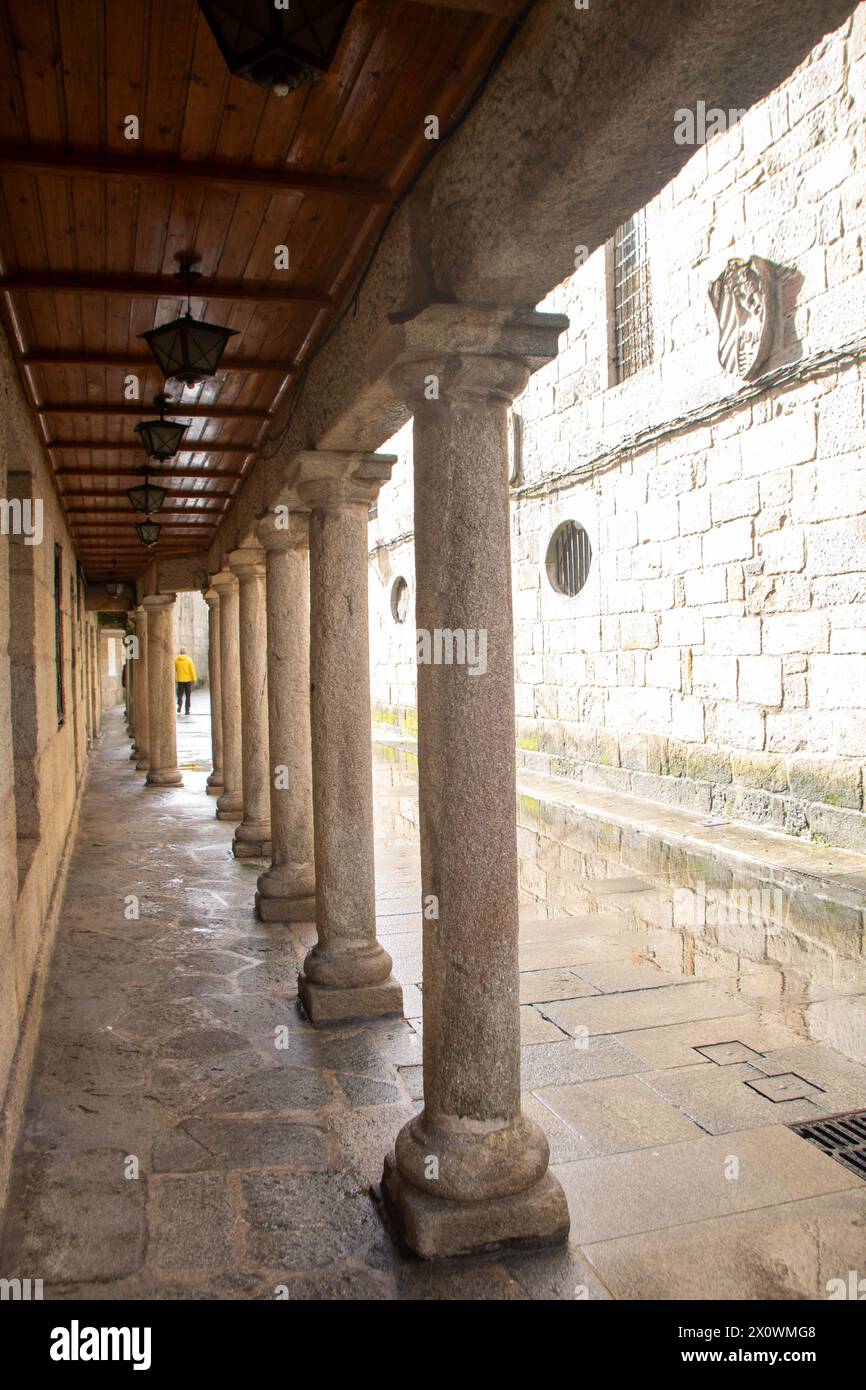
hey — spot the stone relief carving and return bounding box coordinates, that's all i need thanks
[709,256,775,380]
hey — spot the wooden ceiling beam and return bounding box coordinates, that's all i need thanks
[65,503,225,515]
[47,440,253,455]
[59,487,233,501]
[23,349,292,375]
[0,271,329,306]
[54,466,242,481]
[73,526,214,536]
[0,145,392,204]
[39,402,268,421]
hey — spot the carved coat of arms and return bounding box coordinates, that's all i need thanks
[708,257,775,380]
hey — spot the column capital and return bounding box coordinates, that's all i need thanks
[210,568,238,595]
[256,506,309,553]
[382,303,568,410]
[289,450,395,510]
[142,591,176,610]
[203,587,219,609]
[228,546,267,581]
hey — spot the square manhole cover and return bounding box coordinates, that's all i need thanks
[747,1072,825,1103]
[790,1109,866,1180]
[695,1041,765,1066]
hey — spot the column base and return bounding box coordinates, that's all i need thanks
[255,891,316,922]
[216,789,243,819]
[206,772,223,795]
[146,768,183,786]
[135,758,149,771]
[381,1154,569,1260]
[298,972,403,1026]
[233,838,272,859]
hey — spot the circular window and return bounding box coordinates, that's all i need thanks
[545,521,592,597]
[390,576,410,623]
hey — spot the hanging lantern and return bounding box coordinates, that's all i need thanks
[197,0,356,95]
[104,581,126,597]
[140,265,238,386]
[126,470,167,515]
[136,520,162,547]
[134,394,187,460]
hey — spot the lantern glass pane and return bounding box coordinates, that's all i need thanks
[126,481,166,514]
[136,521,162,546]
[134,417,186,460]
[141,315,237,384]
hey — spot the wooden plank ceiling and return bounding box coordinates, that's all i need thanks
[0,0,518,581]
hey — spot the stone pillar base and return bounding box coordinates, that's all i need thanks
[233,838,272,860]
[381,1154,569,1260]
[217,808,242,822]
[255,891,316,922]
[298,972,403,1026]
[135,758,149,771]
[146,768,182,786]
[206,774,223,795]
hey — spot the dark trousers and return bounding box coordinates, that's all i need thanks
[176,681,192,714]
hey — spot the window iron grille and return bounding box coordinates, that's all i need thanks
[613,210,653,382]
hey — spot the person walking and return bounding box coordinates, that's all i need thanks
[174,647,196,716]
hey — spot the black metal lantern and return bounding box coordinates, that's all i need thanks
[136,519,162,547]
[134,394,187,460]
[141,313,238,387]
[126,470,167,516]
[197,0,355,95]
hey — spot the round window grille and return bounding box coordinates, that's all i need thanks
[545,521,592,597]
[390,576,410,623]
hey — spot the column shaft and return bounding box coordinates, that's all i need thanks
[255,512,315,921]
[133,607,149,770]
[294,452,402,1024]
[212,571,243,820]
[381,310,570,1258]
[228,549,271,858]
[144,593,182,787]
[204,589,224,794]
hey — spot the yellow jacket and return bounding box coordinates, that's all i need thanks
[174,654,196,683]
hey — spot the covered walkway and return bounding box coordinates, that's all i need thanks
[2,702,865,1299]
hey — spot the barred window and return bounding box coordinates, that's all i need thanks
[613,210,653,382]
[545,521,592,598]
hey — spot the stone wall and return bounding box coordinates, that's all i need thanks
[368,12,866,852]
[0,320,91,1205]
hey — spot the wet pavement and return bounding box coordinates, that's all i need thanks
[1,693,865,1299]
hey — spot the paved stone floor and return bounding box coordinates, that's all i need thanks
[1,695,866,1299]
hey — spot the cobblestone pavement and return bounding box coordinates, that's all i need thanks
[1,699,865,1299]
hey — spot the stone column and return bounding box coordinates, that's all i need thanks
[133,606,149,771]
[227,548,271,857]
[291,451,401,1024]
[143,593,182,787]
[125,610,138,757]
[381,306,570,1258]
[89,623,101,741]
[84,619,94,746]
[204,588,224,795]
[211,570,243,821]
[254,510,315,922]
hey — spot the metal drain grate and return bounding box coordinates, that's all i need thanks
[790,1109,866,1180]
